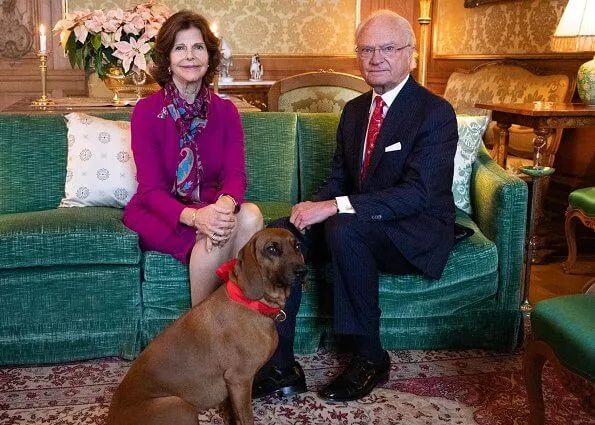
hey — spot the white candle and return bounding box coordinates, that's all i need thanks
[39,24,47,52]
[211,22,219,37]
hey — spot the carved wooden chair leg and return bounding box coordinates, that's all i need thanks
[523,340,548,425]
[564,208,579,273]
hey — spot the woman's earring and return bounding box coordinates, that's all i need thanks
[168,66,172,74]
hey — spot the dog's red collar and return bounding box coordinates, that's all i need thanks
[217,259,285,320]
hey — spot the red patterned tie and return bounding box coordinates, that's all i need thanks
[361,96,385,180]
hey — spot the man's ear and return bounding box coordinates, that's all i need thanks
[232,234,266,300]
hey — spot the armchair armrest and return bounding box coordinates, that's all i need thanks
[470,146,528,306]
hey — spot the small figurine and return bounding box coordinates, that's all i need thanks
[219,37,233,82]
[249,53,263,81]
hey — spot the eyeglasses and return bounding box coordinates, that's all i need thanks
[355,44,410,58]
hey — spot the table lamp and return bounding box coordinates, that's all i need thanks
[550,0,595,106]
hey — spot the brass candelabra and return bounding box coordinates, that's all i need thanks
[31,51,55,107]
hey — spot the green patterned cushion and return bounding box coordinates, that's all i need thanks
[569,187,595,216]
[241,112,298,204]
[453,115,489,213]
[0,207,140,269]
[532,294,595,380]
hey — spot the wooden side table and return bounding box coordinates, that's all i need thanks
[475,103,595,170]
[476,102,595,312]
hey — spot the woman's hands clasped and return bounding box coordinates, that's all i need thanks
[184,196,237,252]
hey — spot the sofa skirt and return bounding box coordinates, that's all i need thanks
[0,265,141,365]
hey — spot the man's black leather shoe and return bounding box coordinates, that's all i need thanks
[318,351,390,401]
[252,361,307,399]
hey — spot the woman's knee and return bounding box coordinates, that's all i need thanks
[237,202,264,232]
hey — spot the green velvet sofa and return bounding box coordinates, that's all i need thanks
[0,111,527,365]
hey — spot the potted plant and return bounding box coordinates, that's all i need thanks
[53,1,171,101]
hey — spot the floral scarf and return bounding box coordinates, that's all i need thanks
[164,80,210,203]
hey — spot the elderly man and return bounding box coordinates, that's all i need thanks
[253,10,459,401]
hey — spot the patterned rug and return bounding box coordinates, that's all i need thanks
[1,348,593,424]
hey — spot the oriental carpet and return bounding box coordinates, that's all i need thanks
[1,348,593,424]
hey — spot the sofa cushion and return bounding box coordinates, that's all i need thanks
[301,210,498,320]
[242,112,298,204]
[378,210,498,317]
[297,113,341,201]
[0,207,140,269]
[61,113,137,208]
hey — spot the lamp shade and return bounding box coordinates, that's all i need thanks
[551,0,595,52]
[551,0,595,105]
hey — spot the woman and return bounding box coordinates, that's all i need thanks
[123,10,263,305]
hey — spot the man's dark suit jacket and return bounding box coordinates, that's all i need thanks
[312,77,459,280]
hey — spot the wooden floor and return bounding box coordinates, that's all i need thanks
[530,258,595,304]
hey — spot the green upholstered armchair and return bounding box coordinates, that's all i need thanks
[523,294,595,424]
[267,71,370,113]
[564,187,595,282]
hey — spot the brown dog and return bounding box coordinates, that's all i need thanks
[106,228,306,425]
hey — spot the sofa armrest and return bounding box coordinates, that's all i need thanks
[470,146,528,306]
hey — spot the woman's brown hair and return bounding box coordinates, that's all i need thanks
[151,10,221,87]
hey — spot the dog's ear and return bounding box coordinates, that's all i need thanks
[232,234,266,300]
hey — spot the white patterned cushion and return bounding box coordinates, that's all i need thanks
[452,115,489,214]
[60,113,137,208]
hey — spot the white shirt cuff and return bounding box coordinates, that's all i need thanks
[336,196,355,214]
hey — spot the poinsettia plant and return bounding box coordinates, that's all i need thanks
[53,1,171,78]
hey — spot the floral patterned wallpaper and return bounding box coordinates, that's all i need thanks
[65,0,358,55]
[434,0,567,56]
[0,0,35,60]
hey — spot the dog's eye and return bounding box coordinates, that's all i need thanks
[266,244,281,256]
[295,242,301,252]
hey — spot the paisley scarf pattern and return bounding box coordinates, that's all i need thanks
[164,80,210,203]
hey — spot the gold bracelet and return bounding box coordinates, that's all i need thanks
[218,193,239,212]
[191,209,197,228]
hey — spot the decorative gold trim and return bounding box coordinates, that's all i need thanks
[418,0,432,87]
[355,0,361,28]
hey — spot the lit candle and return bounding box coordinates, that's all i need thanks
[39,24,47,52]
[211,21,219,37]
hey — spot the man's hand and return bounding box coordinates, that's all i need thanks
[290,200,337,232]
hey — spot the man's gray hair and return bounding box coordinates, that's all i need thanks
[355,10,418,71]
